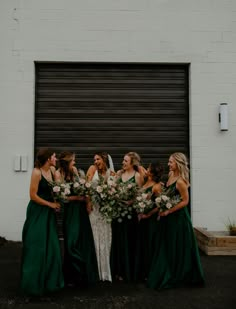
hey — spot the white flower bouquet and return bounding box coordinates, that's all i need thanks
[51,182,71,202]
[133,190,154,214]
[72,176,91,197]
[155,193,181,219]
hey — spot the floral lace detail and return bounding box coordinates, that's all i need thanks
[89,170,112,282]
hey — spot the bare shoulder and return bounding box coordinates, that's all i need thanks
[86,165,96,180]
[32,167,41,177]
[153,182,162,194]
[54,169,61,178]
[87,165,96,173]
[50,166,56,175]
[176,177,189,189]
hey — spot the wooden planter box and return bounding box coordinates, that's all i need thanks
[194,227,236,255]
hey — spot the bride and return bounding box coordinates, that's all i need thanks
[86,152,115,282]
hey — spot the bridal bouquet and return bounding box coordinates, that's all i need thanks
[72,176,91,197]
[51,181,71,203]
[90,176,119,223]
[115,181,139,222]
[133,190,154,214]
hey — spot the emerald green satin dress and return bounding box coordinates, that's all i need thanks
[110,175,138,282]
[20,175,64,296]
[63,195,99,286]
[147,181,205,289]
[134,186,159,281]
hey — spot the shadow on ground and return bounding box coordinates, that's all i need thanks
[0,241,235,309]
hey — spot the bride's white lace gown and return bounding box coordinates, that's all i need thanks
[89,170,112,282]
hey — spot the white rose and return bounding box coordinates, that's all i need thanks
[53,186,60,193]
[96,186,103,193]
[79,178,86,185]
[162,195,169,202]
[155,197,161,203]
[166,202,172,209]
[85,182,91,188]
[141,193,148,199]
[73,182,79,188]
[137,196,142,201]
[65,188,71,195]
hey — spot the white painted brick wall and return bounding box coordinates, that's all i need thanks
[0,0,236,240]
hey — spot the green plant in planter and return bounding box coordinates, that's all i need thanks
[225,218,236,236]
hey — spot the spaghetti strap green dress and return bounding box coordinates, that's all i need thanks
[147,181,205,289]
[110,175,138,282]
[63,186,99,286]
[134,186,160,281]
[20,175,64,296]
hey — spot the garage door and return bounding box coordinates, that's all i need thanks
[35,62,189,176]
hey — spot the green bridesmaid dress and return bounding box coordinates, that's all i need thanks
[63,195,99,286]
[147,181,205,289]
[20,175,64,296]
[110,175,138,282]
[134,186,159,281]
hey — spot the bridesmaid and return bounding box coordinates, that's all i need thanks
[134,161,164,281]
[110,152,142,282]
[54,151,99,287]
[147,152,205,289]
[20,148,64,296]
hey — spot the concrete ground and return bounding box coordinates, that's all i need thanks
[0,240,235,309]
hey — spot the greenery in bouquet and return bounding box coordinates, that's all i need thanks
[90,176,119,223]
[133,190,154,214]
[72,176,91,197]
[115,181,139,222]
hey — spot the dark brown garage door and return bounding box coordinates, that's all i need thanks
[35,62,189,177]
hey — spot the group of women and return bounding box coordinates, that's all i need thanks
[20,148,205,297]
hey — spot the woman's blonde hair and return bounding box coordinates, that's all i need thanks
[170,152,189,184]
[125,152,140,171]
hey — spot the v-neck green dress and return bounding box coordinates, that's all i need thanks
[20,174,64,296]
[63,181,99,286]
[134,185,160,281]
[110,174,138,282]
[147,181,205,289]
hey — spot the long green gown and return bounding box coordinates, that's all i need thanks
[134,186,159,281]
[63,194,99,286]
[147,181,205,289]
[20,175,64,296]
[110,175,138,282]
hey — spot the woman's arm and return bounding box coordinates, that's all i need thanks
[29,168,60,210]
[135,172,143,187]
[85,165,96,213]
[86,165,96,181]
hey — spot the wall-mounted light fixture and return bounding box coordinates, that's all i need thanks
[219,103,228,131]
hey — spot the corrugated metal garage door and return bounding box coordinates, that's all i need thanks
[35,62,189,176]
